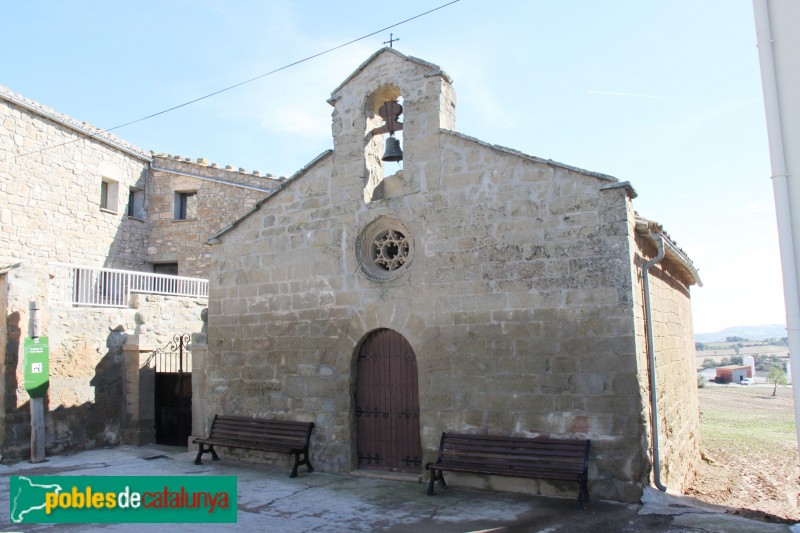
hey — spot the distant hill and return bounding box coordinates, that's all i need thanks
[695,324,787,343]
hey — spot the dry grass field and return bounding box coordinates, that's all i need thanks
[687,385,800,523]
[695,340,789,369]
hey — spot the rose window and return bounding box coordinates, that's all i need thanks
[356,217,413,282]
[373,230,409,271]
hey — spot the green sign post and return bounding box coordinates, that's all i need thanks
[24,337,49,398]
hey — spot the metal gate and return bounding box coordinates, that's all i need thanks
[356,329,422,472]
[152,333,192,446]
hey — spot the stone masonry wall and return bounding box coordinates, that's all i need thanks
[1,88,152,453]
[0,89,151,274]
[631,232,700,493]
[0,273,7,449]
[205,136,647,503]
[2,294,205,458]
[1,88,216,456]
[147,156,280,277]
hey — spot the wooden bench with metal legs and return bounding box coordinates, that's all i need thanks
[425,432,591,509]
[193,415,315,478]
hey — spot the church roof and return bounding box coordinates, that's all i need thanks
[442,130,628,188]
[208,149,334,244]
[636,216,702,287]
[2,83,274,182]
[0,83,151,161]
[328,47,452,104]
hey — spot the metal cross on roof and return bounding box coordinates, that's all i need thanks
[384,33,399,48]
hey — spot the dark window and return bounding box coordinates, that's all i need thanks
[174,191,197,220]
[127,188,145,219]
[153,263,179,276]
[100,181,109,210]
[152,263,179,294]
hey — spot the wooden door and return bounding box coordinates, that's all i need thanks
[356,329,422,472]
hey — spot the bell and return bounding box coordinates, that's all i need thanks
[382,136,403,162]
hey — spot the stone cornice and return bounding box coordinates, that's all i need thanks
[0,84,151,161]
[150,164,280,193]
[441,129,619,183]
[208,150,334,244]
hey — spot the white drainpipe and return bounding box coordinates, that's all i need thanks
[753,0,800,450]
[642,231,668,492]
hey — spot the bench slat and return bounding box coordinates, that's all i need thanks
[443,435,581,444]
[437,458,585,470]
[438,456,584,471]
[211,415,312,426]
[443,439,586,452]
[441,458,583,469]
[442,449,584,460]
[441,451,583,462]
[193,437,298,453]
[432,463,584,479]
[212,420,311,431]
[213,421,309,431]
[211,427,307,442]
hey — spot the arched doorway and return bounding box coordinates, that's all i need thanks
[355,329,422,472]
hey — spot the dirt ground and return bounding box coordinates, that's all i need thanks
[686,385,800,524]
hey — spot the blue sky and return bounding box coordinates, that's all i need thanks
[1,1,780,334]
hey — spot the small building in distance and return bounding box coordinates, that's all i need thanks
[715,365,753,384]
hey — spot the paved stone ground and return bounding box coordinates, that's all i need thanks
[0,445,795,532]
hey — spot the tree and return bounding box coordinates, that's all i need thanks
[695,342,706,351]
[768,336,790,346]
[767,365,788,397]
[702,358,716,369]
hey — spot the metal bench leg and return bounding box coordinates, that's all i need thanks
[427,473,436,496]
[194,444,220,465]
[583,480,589,508]
[427,470,446,495]
[576,475,589,510]
[289,450,313,478]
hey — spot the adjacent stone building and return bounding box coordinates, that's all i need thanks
[0,84,279,456]
[199,48,702,502]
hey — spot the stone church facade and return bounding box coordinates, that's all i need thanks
[199,49,702,502]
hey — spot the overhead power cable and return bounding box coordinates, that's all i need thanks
[12,0,461,160]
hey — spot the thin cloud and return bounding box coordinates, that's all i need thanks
[587,90,674,99]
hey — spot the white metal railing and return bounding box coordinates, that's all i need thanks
[49,263,209,308]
